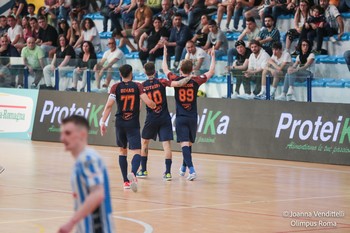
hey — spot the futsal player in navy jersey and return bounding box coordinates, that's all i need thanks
[59,115,115,233]
[162,46,216,181]
[138,62,193,181]
[100,64,156,192]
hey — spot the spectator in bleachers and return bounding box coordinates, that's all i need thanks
[0,58,11,88]
[7,15,24,48]
[227,40,251,98]
[285,0,310,53]
[11,0,28,19]
[27,3,37,18]
[184,40,211,75]
[74,18,101,53]
[159,0,176,33]
[191,14,210,47]
[165,13,192,69]
[102,0,122,32]
[21,37,45,88]
[344,50,350,72]
[15,16,32,51]
[58,0,72,20]
[44,0,60,21]
[37,6,57,27]
[237,17,259,44]
[176,0,206,29]
[69,19,81,46]
[258,41,291,98]
[0,16,9,36]
[256,15,280,55]
[203,20,228,58]
[261,0,294,26]
[112,29,137,53]
[58,19,71,41]
[67,41,97,91]
[121,0,138,29]
[139,17,168,66]
[29,17,40,39]
[93,38,125,90]
[42,34,76,90]
[36,15,58,56]
[0,34,23,88]
[275,39,314,101]
[70,0,89,22]
[338,0,350,12]
[217,0,235,31]
[147,0,162,14]
[109,1,124,32]
[239,39,270,99]
[130,0,153,45]
[238,0,263,30]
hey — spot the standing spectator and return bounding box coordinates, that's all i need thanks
[21,37,46,88]
[159,0,176,33]
[256,15,280,55]
[191,14,210,47]
[258,41,291,99]
[36,15,58,56]
[0,16,9,35]
[29,17,40,40]
[239,39,270,99]
[203,20,228,58]
[73,18,101,53]
[93,38,125,90]
[139,17,168,66]
[233,0,263,31]
[227,40,251,98]
[276,39,315,101]
[70,0,89,22]
[217,0,236,31]
[67,41,97,92]
[42,35,76,90]
[165,13,192,69]
[177,0,206,29]
[184,40,211,75]
[7,15,24,49]
[130,0,153,45]
[68,19,81,47]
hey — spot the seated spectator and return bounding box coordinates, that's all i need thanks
[58,19,71,41]
[42,35,76,90]
[184,40,211,75]
[58,0,71,20]
[15,16,33,51]
[27,3,37,18]
[36,15,58,56]
[256,15,280,55]
[234,0,263,30]
[147,0,162,14]
[93,38,125,90]
[165,13,192,69]
[21,37,46,88]
[261,0,294,26]
[103,0,122,32]
[0,16,9,35]
[191,14,210,47]
[129,0,153,45]
[69,0,89,22]
[275,39,315,101]
[7,15,24,50]
[68,19,81,47]
[44,0,60,24]
[285,0,310,53]
[67,41,97,92]
[73,18,101,53]
[37,6,57,27]
[112,29,137,54]
[159,0,176,33]
[0,34,23,88]
[121,0,138,29]
[203,20,228,58]
[239,39,270,99]
[258,41,291,99]
[217,0,235,31]
[0,57,11,88]
[139,17,168,66]
[176,0,206,29]
[227,40,251,98]
[11,0,28,19]
[88,0,100,12]
[29,17,40,40]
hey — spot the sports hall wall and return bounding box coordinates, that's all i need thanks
[2,88,349,166]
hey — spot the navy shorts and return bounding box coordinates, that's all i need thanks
[175,116,197,143]
[142,118,173,141]
[115,126,141,149]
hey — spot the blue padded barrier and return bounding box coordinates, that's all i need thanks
[336,56,346,64]
[319,56,338,64]
[311,79,326,87]
[325,80,345,88]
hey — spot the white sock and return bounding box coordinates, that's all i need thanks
[261,85,266,93]
[271,87,276,95]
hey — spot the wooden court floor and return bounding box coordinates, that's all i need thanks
[0,139,350,233]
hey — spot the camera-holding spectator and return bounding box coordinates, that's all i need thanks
[37,6,57,27]
[69,0,89,22]
[256,15,280,55]
[217,0,236,32]
[275,39,315,101]
[42,35,76,90]
[36,15,58,57]
[203,20,228,58]
[258,41,291,99]
[184,40,211,75]
[139,17,168,66]
[67,41,97,92]
[177,0,206,29]
[73,18,101,53]
[21,37,46,88]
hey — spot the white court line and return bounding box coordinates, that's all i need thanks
[0,208,153,233]
[26,144,350,174]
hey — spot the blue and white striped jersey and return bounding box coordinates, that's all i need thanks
[71,148,115,233]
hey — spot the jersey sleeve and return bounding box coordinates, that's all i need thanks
[167,72,178,81]
[137,82,145,95]
[109,83,118,99]
[192,74,208,86]
[159,78,172,87]
[79,154,104,188]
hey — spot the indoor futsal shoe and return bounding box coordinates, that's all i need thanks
[163,173,172,181]
[127,173,138,192]
[136,170,148,178]
[187,172,197,181]
[179,166,186,176]
[123,181,131,189]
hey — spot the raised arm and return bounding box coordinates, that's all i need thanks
[162,45,171,75]
[204,47,216,79]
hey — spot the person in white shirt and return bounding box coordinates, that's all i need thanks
[73,18,101,53]
[258,41,292,99]
[184,41,211,75]
[239,39,270,99]
[7,15,24,48]
[93,38,125,91]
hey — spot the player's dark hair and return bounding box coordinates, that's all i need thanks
[62,115,90,130]
[180,59,193,75]
[119,64,133,78]
[144,62,155,76]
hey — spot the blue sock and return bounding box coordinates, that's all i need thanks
[119,155,128,182]
[141,156,148,172]
[165,159,172,174]
[182,146,193,168]
[189,166,195,174]
[131,154,141,176]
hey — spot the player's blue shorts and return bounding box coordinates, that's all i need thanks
[115,126,141,149]
[175,116,197,143]
[142,118,173,141]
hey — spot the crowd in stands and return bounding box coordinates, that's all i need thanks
[0,0,349,100]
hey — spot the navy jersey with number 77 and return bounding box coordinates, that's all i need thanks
[167,72,207,118]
